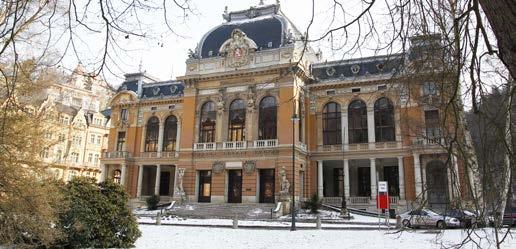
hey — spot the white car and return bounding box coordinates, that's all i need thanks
[399,209,460,229]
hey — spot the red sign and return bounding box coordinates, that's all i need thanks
[377,193,390,209]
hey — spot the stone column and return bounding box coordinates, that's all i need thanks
[157,121,164,156]
[154,164,161,196]
[100,163,107,182]
[343,159,350,200]
[367,107,376,148]
[397,156,405,199]
[342,111,348,150]
[450,155,460,199]
[317,160,324,198]
[413,153,423,198]
[137,165,144,198]
[120,163,127,186]
[370,158,377,200]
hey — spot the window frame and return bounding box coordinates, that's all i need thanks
[322,102,342,145]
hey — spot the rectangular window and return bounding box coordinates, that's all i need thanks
[90,134,95,144]
[326,90,336,95]
[424,110,441,138]
[120,109,128,122]
[94,154,99,166]
[378,85,387,91]
[88,153,93,163]
[422,82,437,96]
[116,132,126,151]
[96,135,102,145]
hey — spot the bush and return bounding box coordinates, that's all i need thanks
[57,177,141,248]
[306,193,323,214]
[146,194,160,210]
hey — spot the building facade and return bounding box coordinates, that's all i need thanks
[102,3,471,211]
[39,64,114,181]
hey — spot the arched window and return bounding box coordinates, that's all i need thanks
[199,101,216,143]
[258,96,277,140]
[323,102,342,145]
[163,116,177,151]
[374,97,395,142]
[348,100,368,144]
[145,116,159,151]
[113,169,121,184]
[228,99,246,141]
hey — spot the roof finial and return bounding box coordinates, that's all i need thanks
[259,0,264,5]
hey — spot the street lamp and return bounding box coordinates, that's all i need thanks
[291,112,299,231]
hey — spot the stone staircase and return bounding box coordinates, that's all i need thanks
[167,203,277,220]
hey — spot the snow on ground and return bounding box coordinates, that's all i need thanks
[136,225,516,249]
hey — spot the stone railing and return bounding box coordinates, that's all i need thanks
[317,141,401,153]
[222,141,247,150]
[193,142,217,151]
[138,152,158,158]
[254,139,278,148]
[103,151,131,159]
[389,196,400,205]
[349,196,371,204]
[411,137,444,146]
[322,197,343,206]
[136,151,177,158]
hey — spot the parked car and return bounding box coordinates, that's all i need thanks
[443,209,479,228]
[503,207,516,226]
[488,207,516,227]
[399,209,460,229]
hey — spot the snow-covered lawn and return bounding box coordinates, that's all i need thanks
[136,225,516,249]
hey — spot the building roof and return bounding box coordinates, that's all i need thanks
[195,3,300,58]
[311,54,405,83]
[141,81,184,99]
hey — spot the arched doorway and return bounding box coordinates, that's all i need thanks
[426,160,449,208]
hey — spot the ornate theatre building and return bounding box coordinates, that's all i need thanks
[101,3,470,211]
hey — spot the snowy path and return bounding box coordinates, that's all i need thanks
[136,225,516,249]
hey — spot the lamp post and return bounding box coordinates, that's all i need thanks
[291,112,299,231]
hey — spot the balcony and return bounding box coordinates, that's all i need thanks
[223,141,247,150]
[194,142,217,151]
[411,137,445,146]
[316,141,402,153]
[103,151,131,159]
[137,151,178,158]
[193,139,279,151]
[253,139,278,148]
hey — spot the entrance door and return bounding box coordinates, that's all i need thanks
[259,169,275,203]
[228,170,242,203]
[426,161,449,206]
[198,170,212,202]
[159,172,171,196]
[357,167,371,197]
[383,166,399,196]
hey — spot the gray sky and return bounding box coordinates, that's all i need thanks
[58,0,384,85]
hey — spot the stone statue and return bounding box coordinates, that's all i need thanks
[279,167,290,200]
[173,168,186,203]
[217,94,225,116]
[246,87,255,112]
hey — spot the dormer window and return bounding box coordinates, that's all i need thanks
[208,50,213,56]
[267,41,273,48]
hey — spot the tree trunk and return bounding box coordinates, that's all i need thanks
[478,0,516,79]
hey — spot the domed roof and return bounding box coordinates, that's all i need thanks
[195,4,300,59]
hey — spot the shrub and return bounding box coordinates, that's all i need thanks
[306,193,323,214]
[146,194,160,210]
[57,177,141,248]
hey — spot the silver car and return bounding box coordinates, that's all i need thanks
[399,209,460,229]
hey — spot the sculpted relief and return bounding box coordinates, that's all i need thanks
[219,29,258,68]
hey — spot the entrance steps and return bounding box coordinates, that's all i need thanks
[167,203,277,220]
